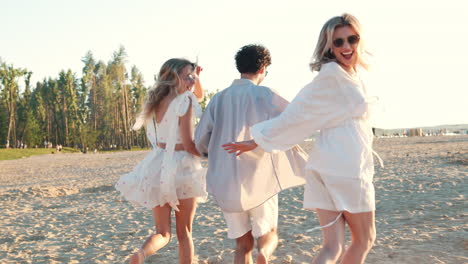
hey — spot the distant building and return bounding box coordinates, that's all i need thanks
[409,128,423,137]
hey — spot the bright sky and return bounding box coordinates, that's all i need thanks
[2,0,467,129]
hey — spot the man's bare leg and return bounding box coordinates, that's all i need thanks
[234,231,254,264]
[256,228,278,264]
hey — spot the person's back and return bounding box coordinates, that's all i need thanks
[115,58,207,264]
[198,79,299,211]
[195,44,306,264]
[153,95,186,145]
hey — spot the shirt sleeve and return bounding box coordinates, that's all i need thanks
[251,74,367,152]
[268,88,289,117]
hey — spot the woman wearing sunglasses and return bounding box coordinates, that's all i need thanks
[223,14,380,264]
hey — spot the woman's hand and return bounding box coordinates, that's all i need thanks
[222,140,258,156]
[193,66,204,100]
[195,65,203,76]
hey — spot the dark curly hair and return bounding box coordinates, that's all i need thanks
[235,44,271,74]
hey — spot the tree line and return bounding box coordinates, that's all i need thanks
[0,46,150,151]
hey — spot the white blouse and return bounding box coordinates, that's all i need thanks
[251,62,381,182]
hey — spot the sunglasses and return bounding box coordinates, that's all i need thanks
[333,35,360,48]
[182,74,196,82]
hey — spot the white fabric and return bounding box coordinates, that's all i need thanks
[195,79,308,212]
[251,62,381,213]
[222,195,278,239]
[303,170,376,213]
[145,115,158,149]
[115,149,207,210]
[307,212,343,233]
[116,91,206,211]
[158,91,200,210]
[133,91,202,145]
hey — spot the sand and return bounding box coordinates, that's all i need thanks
[1,135,467,263]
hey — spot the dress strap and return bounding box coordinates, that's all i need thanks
[159,96,182,211]
[361,133,384,168]
[306,212,343,232]
[143,115,158,149]
[372,150,384,168]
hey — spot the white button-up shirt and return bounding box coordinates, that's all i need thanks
[195,79,307,212]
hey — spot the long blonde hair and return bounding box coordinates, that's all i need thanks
[140,58,195,121]
[310,13,369,72]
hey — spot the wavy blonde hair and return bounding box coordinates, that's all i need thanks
[140,58,195,120]
[310,13,369,72]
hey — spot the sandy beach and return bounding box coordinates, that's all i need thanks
[1,135,466,263]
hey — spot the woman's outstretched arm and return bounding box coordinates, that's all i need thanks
[224,71,365,155]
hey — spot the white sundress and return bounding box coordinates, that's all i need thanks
[115,91,207,211]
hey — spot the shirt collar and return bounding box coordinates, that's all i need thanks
[231,78,256,86]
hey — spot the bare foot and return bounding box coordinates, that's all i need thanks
[256,251,268,264]
[129,250,144,264]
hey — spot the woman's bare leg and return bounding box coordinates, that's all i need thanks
[340,211,375,264]
[130,204,172,264]
[312,209,346,264]
[175,198,197,264]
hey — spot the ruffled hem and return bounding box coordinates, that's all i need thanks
[115,149,207,209]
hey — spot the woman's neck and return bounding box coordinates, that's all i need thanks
[338,63,357,76]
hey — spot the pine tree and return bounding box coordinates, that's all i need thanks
[0,63,27,148]
[108,46,132,149]
[130,65,148,147]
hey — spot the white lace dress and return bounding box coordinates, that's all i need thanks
[115,91,207,210]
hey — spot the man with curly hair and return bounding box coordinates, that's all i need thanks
[195,44,307,263]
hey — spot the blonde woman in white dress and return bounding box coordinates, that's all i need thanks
[223,14,381,264]
[116,58,207,264]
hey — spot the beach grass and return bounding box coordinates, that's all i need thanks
[0,147,81,161]
[0,147,150,161]
[98,146,149,153]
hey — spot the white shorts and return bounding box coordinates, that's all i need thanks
[303,170,375,213]
[222,195,278,239]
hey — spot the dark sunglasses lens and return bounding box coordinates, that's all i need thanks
[333,38,344,47]
[348,35,360,44]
